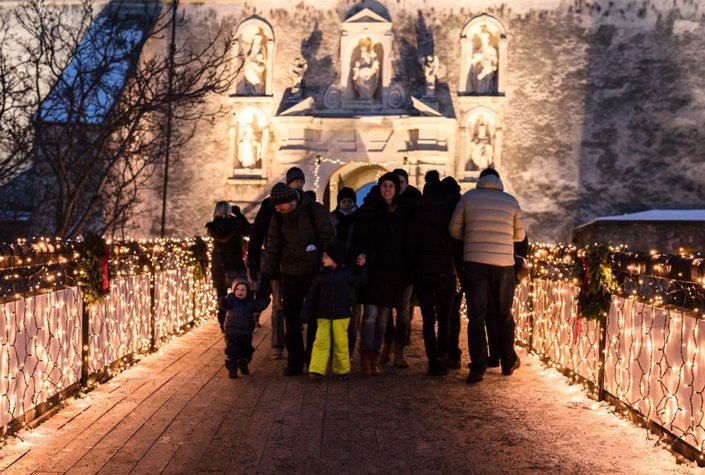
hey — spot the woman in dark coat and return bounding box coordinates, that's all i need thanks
[206,201,252,330]
[351,173,410,375]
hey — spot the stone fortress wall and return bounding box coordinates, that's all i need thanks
[133,0,705,243]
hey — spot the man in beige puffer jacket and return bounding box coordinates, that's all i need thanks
[449,168,526,384]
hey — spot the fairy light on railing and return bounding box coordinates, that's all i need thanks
[514,243,705,463]
[0,235,217,445]
[311,154,409,191]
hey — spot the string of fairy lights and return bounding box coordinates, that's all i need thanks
[515,243,705,461]
[3,233,705,461]
[311,154,408,192]
[0,236,216,444]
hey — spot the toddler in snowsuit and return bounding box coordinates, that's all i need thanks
[222,277,270,378]
[302,241,367,381]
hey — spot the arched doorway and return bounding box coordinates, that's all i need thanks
[325,163,389,211]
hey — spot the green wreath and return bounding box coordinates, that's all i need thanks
[573,244,620,322]
[76,232,110,306]
[189,236,210,281]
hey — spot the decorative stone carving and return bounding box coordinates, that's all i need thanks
[233,18,275,97]
[231,108,268,174]
[242,29,267,94]
[323,85,342,109]
[238,122,260,168]
[290,56,308,97]
[351,37,381,101]
[420,54,438,97]
[468,31,497,94]
[388,82,406,109]
[460,14,507,96]
[466,114,494,170]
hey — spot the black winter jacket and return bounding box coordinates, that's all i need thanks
[206,215,251,290]
[301,265,367,322]
[222,293,271,335]
[408,192,460,279]
[351,190,411,306]
[262,192,335,277]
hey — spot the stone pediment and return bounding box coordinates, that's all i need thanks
[344,8,390,25]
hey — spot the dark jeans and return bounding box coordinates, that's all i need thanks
[225,333,254,369]
[282,274,314,371]
[270,279,285,349]
[463,262,518,374]
[416,273,457,363]
[449,289,463,363]
[348,302,363,356]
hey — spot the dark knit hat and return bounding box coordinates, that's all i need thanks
[231,276,250,291]
[392,168,409,181]
[423,169,441,195]
[337,187,356,204]
[440,176,461,197]
[270,182,297,205]
[286,166,306,184]
[377,172,400,194]
[479,167,500,178]
[323,241,347,266]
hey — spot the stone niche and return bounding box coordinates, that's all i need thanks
[228,107,270,181]
[459,14,507,96]
[232,17,275,97]
[323,8,405,112]
[458,106,502,181]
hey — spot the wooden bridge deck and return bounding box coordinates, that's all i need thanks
[0,310,694,474]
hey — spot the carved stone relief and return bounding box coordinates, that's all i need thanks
[233,19,275,97]
[459,14,507,96]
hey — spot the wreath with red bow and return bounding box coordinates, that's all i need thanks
[76,232,111,305]
[573,244,620,322]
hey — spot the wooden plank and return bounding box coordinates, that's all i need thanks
[131,327,272,474]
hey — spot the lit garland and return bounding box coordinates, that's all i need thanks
[0,235,217,446]
[311,154,408,191]
[514,243,705,464]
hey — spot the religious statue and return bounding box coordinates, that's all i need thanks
[290,56,308,97]
[237,123,260,168]
[242,29,267,94]
[468,31,498,94]
[352,37,380,101]
[420,54,438,97]
[466,116,494,170]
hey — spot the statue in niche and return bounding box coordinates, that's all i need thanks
[420,55,439,97]
[466,116,494,171]
[468,30,498,94]
[352,37,380,101]
[290,56,308,97]
[237,120,262,168]
[241,28,267,94]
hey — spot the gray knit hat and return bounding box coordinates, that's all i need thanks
[286,166,306,184]
[270,183,297,205]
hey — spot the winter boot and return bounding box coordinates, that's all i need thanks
[379,342,392,365]
[370,352,382,376]
[393,346,409,368]
[359,350,372,376]
[228,367,238,379]
[238,360,250,376]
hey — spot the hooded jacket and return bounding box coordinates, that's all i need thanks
[448,174,526,267]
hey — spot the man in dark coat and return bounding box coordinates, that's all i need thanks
[408,172,460,376]
[247,166,308,359]
[261,182,335,376]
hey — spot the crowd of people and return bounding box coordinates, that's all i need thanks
[205,165,526,384]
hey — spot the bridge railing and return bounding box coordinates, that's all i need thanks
[0,237,216,441]
[515,245,705,463]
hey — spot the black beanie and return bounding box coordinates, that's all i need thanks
[286,166,305,184]
[440,176,461,196]
[377,172,400,195]
[479,167,500,179]
[337,187,356,204]
[270,182,297,205]
[324,241,348,266]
